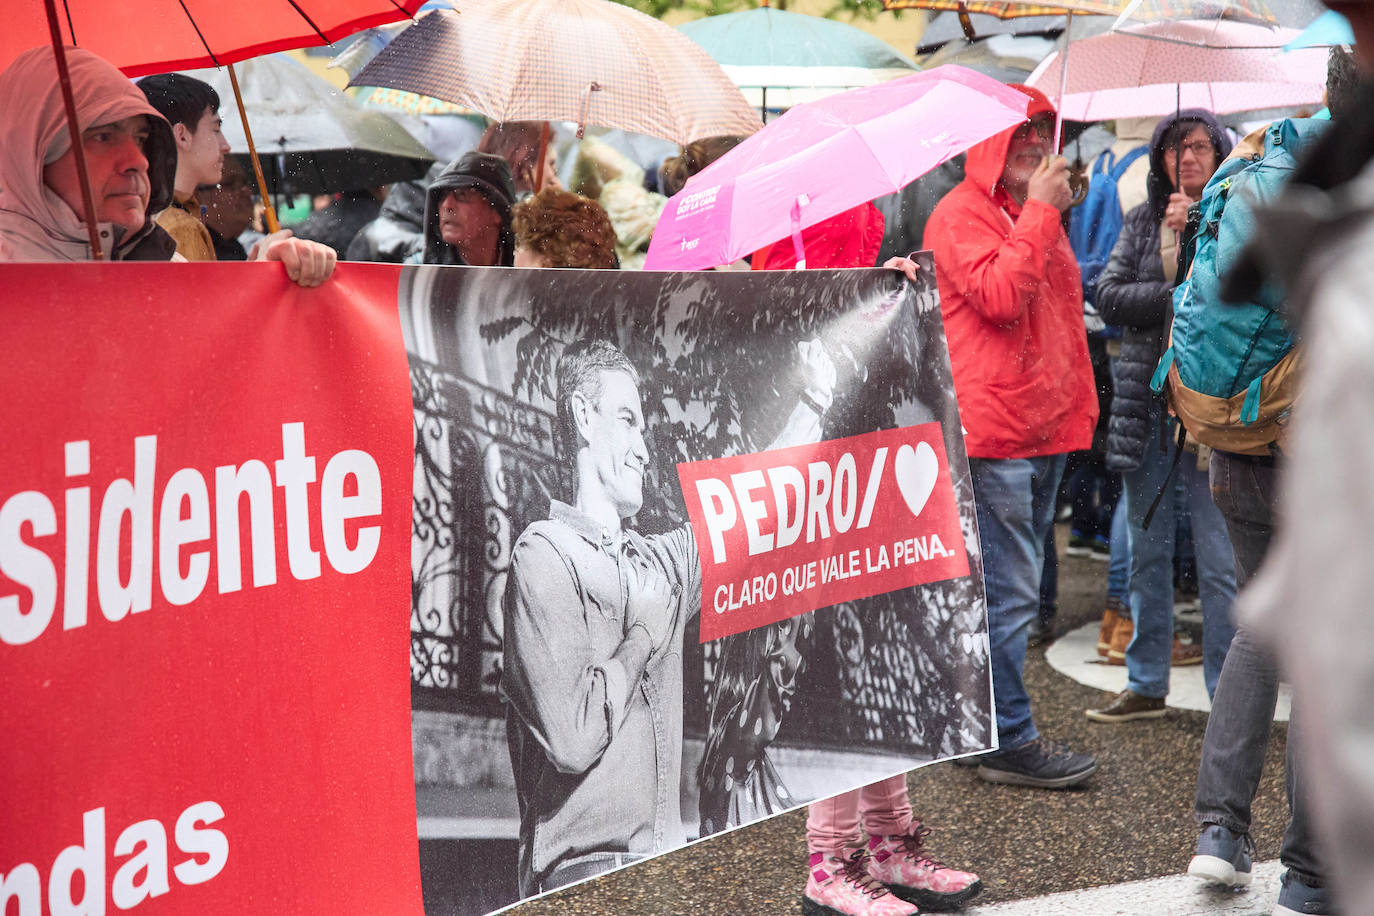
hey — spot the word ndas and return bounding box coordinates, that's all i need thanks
[0,801,227,915]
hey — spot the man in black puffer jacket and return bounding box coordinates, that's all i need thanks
[1087,109,1237,724]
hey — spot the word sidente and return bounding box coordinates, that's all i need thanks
[0,423,382,646]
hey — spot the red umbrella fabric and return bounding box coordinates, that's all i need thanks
[2,0,426,76]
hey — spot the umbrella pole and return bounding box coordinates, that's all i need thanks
[534,120,550,193]
[228,62,280,234]
[44,0,103,260]
[1175,82,1182,193]
[1052,11,1074,155]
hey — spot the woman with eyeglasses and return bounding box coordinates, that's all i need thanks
[1087,110,1238,726]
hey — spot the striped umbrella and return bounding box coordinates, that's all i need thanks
[349,2,762,145]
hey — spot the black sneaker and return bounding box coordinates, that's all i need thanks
[976,737,1098,789]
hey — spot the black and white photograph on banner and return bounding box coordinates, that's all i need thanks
[398,259,992,915]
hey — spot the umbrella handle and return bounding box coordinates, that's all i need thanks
[45,0,103,259]
[229,63,280,235]
[576,82,603,139]
[791,194,809,270]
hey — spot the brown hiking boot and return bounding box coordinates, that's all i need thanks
[1085,688,1167,723]
[1171,638,1203,666]
[1108,615,1203,666]
[1096,599,1125,657]
[1105,614,1132,665]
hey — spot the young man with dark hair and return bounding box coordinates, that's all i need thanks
[137,72,230,261]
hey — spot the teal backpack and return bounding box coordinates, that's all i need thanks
[1151,118,1327,456]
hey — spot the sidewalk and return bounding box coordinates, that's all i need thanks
[972,861,1285,915]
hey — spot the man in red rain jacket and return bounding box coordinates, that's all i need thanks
[924,85,1099,790]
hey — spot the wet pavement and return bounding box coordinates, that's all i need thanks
[506,525,1292,916]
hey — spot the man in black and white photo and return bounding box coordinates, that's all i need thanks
[501,336,836,896]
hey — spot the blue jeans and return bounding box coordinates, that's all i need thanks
[1106,494,1130,604]
[1196,451,1322,885]
[970,454,1067,749]
[1038,524,1057,626]
[1120,414,1237,700]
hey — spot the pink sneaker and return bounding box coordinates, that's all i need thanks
[866,824,983,911]
[802,848,920,916]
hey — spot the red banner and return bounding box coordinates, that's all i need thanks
[678,424,969,642]
[0,264,421,914]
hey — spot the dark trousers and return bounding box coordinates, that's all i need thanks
[1195,450,1323,885]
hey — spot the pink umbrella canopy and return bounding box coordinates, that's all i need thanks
[1027,19,1328,118]
[644,65,1031,272]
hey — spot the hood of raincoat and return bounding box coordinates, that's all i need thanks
[963,84,1057,204]
[1145,108,1232,222]
[422,151,516,266]
[0,46,177,261]
[750,202,885,270]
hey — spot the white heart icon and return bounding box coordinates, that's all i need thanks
[894,441,938,518]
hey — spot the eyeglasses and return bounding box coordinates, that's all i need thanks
[1168,141,1215,159]
[1013,117,1054,141]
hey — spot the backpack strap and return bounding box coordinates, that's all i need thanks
[1110,145,1149,183]
[1142,420,1189,531]
[1150,345,1174,392]
[1241,376,1263,425]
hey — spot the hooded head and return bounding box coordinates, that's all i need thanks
[1146,109,1232,220]
[963,84,1058,205]
[422,151,516,266]
[0,46,177,260]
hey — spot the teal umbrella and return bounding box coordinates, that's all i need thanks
[1284,9,1354,50]
[678,7,920,113]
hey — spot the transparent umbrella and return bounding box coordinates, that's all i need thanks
[182,54,436,197]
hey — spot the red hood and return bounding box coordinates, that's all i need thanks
[964,84,1059,202]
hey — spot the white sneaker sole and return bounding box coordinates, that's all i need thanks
[1187,854,1252,888]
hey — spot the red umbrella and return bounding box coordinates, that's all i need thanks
[3,0,424,76]
[5,0,426,257]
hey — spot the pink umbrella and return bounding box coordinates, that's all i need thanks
[1027,19,1328,119]
[643,65,1031,272]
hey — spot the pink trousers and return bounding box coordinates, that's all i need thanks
[805,774,913,855]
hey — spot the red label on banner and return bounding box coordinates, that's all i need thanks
[0,263,420,914]
[677,424,969,642]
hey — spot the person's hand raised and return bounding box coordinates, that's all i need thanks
[1164,192,1193,234]
[1027,156,1073,212]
